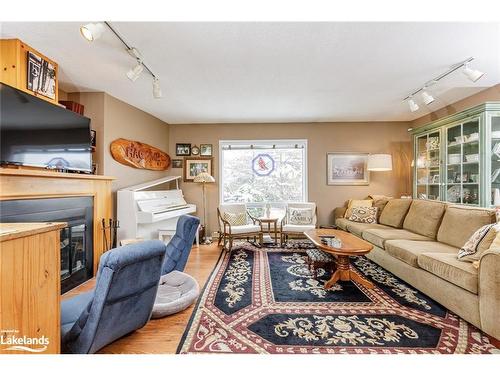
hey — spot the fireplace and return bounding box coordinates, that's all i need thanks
[0,197,94,293]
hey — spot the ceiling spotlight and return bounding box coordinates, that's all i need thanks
[463,64,485,82]
[408,97,419,112]
[80,23,105,42]
[126,63,144,82]
[421,90,435,105]
[152,78,162,99]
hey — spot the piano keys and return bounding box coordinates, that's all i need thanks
[117,176,197,244]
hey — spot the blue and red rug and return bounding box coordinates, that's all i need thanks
[177,241,500,354]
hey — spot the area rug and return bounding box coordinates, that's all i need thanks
[177,241,500,354]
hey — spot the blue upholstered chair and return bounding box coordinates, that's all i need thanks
[161,215,200,275]
[60,240,166,354]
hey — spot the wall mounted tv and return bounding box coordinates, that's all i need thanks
[0,83,92,172]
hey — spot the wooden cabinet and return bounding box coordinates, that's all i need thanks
[0,38,59,105]
[0,222,66,354]
[412,102,500,207]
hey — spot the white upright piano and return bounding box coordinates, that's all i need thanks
[117,176,197,244]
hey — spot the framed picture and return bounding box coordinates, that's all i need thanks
[184,157,213,182]
[326,152,370,185]
[27,51,57,100]
[90,130,96,147]
[92,163,98,175]
[171,159,183,168]
[200,144,213,156]
[176,143,191,156]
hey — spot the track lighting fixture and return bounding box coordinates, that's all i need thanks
[407,97,419,112]
[80,23,105,42]
[403,57,485,112]
[80,21,163,99]
[463,64,485,83]
[126,63,144,82]
[152,78,162,99]
[421,90,435,105]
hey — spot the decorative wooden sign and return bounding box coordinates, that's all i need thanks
[110,138,170,171]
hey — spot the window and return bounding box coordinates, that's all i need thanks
[220,140,307,207]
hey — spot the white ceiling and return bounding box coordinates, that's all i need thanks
[1,22,499,124]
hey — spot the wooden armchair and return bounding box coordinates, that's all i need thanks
[280,202,318,245]
[217,203,263,251]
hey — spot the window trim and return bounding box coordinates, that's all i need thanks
[219,139,308,206]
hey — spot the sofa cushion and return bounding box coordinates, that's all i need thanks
[384,240,458,268]
[368,195,393,220]
[437,206,496,248]
[345,221,389,237]
[344,199,373,218]
[335,217,350,231]
[347,206,378,224]
[361,228,429,249]
[458,223,498,262]
[417,252,478,294]
[403,200,447,239]
[378,199,413,228]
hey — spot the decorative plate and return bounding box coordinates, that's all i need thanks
[191,146,200,156]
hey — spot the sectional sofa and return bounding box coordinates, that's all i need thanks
[333,199,500,340]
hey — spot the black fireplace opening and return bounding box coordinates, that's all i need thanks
[0,196,94,293]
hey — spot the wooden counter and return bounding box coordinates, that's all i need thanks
[0,222,66,354]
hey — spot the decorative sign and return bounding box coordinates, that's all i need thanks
[27,51,57,100]
[110,138,170,171]
[252,153,275,176]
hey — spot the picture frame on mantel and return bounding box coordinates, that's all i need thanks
[326,152,370,185]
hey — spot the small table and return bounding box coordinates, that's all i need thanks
[259,217,280,246]
[304,228,374,289]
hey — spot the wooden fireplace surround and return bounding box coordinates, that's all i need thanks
[0,168,115,274]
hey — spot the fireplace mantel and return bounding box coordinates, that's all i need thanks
[0,167,115,274]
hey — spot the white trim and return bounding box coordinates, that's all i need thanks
[219,139,308,205]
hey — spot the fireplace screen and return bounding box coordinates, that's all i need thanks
[60,224,87,281]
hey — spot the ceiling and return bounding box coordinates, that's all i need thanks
[1,22,499,124]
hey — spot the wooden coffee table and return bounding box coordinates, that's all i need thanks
[304,228,374,289]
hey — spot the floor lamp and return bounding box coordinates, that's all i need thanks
[194,172,215,244]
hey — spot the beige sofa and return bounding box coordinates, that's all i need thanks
[334,199,500,340]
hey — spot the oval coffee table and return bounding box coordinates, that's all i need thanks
[304,228,374,289]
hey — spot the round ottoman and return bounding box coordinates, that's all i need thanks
[151,271,200,319]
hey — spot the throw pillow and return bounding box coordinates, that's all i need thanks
[458,223,499,262]
[368,195,393,220]
[289,208,313,225]
[348,206,378,224]
[223,212,247,226]
[344,199,373,218]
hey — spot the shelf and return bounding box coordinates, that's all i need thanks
[448,161,479,166]
[447,183,479,185]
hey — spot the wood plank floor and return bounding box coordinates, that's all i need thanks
[62,243,222,354]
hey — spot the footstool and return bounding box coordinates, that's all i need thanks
[306,248,336,279]
[151,270,200,319]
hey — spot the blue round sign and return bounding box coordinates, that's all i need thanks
[252,153,275,176]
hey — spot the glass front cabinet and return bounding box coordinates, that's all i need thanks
[412,102,500,207]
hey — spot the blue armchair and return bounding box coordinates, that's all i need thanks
[60,240,166,354]
[161,215,200,275]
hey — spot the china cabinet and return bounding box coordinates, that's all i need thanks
[412,102,500,207]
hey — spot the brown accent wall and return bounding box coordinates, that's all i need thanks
[167,122,412,234]
[411,84,500,128]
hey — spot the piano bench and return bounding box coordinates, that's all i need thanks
[158,228,200,247]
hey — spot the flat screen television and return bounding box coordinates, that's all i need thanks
[0,83,92,172]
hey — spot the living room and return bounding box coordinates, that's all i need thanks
[1,0,499,372]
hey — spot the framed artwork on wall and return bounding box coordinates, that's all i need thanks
[184,157,213,182]
[176,143,191,156]
[326,152,370,185]
[200,144,213,156]
[171,159,183,168]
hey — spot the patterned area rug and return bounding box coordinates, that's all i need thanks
[177,241,500,354]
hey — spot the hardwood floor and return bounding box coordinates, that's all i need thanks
[62,243,222,354]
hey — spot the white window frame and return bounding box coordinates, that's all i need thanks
[219,139,308,207]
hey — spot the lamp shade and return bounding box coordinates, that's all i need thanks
[367,154,393,171]
[194,172,215,183]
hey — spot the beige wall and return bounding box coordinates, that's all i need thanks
[103,94,169,192]
[167,122,412,234]
[412,84,500,128]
